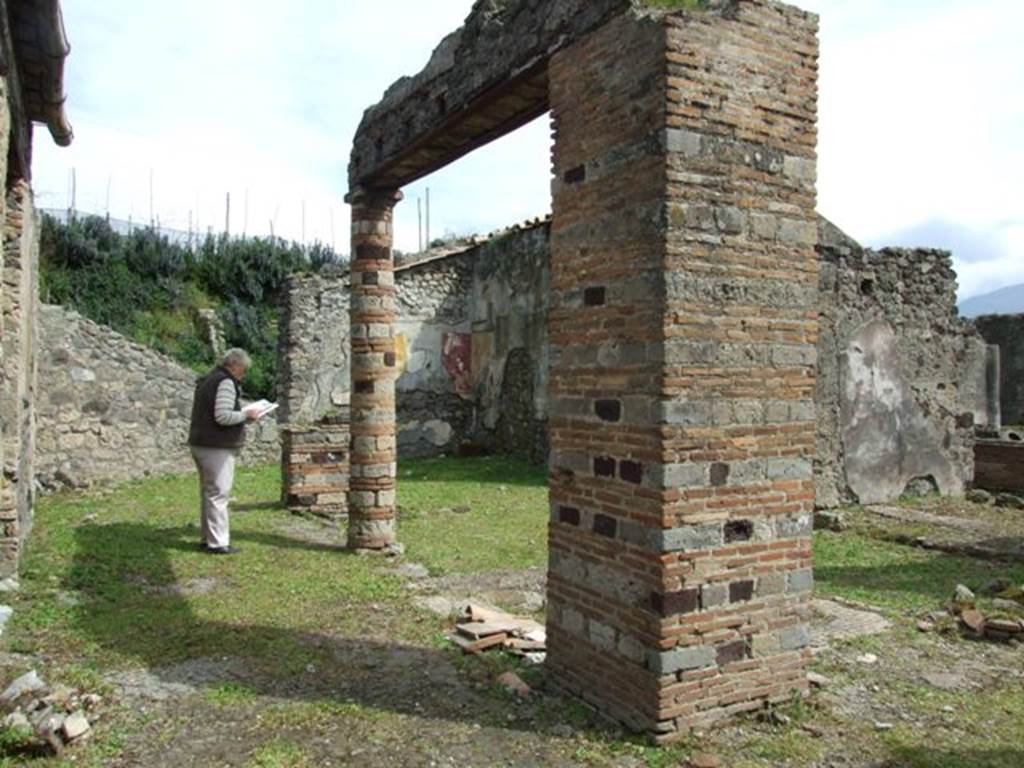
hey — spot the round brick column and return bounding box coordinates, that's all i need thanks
[345,187,402,550]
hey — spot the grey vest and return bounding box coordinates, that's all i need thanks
[188,367,245,449]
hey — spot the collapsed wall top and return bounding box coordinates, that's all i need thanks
[7,0,74,147]
[349,0,743,191]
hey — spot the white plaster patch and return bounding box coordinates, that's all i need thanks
[423,419,453,447]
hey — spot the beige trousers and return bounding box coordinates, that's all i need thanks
[190,446,237,548]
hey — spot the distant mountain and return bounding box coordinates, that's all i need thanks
[959,283,1024,318]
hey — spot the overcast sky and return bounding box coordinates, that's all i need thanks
[32,1,1023,301]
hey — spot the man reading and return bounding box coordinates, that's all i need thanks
[187,348,260,555]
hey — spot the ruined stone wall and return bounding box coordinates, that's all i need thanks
[276,269,351,426]
[0,72,9,575]
[36,305,279,490]
[815,220,987,507]
[974,314,1024,426]
[0,173,37,578]
[279,224,549,460]
[282,210,988,512]
[0,0,73,577]
[394,249,476,457]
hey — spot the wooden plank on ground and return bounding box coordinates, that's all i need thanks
[448,632,508,654]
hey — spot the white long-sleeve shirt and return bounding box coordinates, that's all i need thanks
[213,378,246,426]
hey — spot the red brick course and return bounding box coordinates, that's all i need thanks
[547,1,818,741]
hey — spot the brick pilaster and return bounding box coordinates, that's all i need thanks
[345,187,402,550]
[547,1,818,741]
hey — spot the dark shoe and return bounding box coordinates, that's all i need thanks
[197,541,208,550]
[206,545,240,555]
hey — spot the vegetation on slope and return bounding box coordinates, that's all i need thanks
[39,214,342,397]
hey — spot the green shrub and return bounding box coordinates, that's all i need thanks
[39,214,341,398]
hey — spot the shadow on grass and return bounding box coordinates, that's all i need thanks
[232,500,285,513]
[155,526,347,556]
[813,532,1024,610]
[61,520,569,738]
[880,748,1024,768]
[400,456,546,489]
[814,558,1024,610]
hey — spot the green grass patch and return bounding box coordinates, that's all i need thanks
[247,740,315,768]
[813,530,1024,614]
[203,681,259,707]
[398,456,548,574]
[7,458,1024,766]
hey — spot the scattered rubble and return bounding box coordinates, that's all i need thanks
[496,671,531,697]
[949,584,1024,642]
[965,489,994,505]
[995,493,1024,510]
[813,511,847,532]
[954,584,976,603]
[687,752,721,768]
[807,672,832,689]
[448,603,546,662]
[0,669,102,755]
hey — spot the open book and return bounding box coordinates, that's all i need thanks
[242,399,279,420]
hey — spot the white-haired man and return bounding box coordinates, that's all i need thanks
[187,348,259,554]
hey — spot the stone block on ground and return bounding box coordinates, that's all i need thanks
[0,670,45,705]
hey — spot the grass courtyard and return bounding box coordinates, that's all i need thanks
[1,457,1022,767]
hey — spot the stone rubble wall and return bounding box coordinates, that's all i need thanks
[283,211,989,512]
[815,219,988,507]
[0,179,37,578]
[276,268,351,426]
[36,304,279,490]
[278,224,550,462]
[973,313,1024,426]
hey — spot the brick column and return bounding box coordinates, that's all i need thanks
[345,187,402,550]
[546,2,818,742]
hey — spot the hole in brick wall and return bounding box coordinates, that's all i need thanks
[729,580,755,603]
[354,380,374,394]
[710,462,730,487]
[860,278,874,296]
[724,519,754,543]
[563,164,585,184]
[594,399,622,422]
[559,506,581,526]
[716,639,750,667]
[362,271,379,285]
[383,352,397,367]
[593,456,616,478]
[355,244,388,261]
[592,513,617,538]
[650,589,698,617]
[619,460,643,485]
[583,286,606,307]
